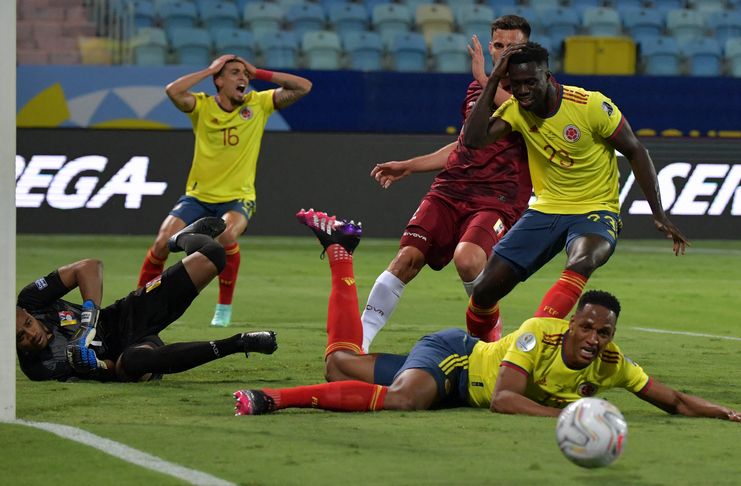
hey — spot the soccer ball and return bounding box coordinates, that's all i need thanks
[556,397,628,468]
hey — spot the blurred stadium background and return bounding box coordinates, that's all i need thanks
[9,0,741,484]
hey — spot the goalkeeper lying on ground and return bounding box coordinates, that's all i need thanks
[15,217,276,382]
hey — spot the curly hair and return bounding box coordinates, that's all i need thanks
[508,41,549,67]
[576,290,621,319]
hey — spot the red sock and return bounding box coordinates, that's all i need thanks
[218,243,240,305]
[324,244,363,357]
[265,381,387,412]
[534,270,588,318]
[466,298,501,342]
[137,248,166,288]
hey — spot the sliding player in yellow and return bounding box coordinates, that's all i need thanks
[232,210,738,422]
[461,42,689,339]
[137,55,312,326]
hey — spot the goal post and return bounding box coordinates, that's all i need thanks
[1,0,17,421]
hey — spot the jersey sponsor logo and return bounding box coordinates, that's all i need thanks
[34,277,48,290]
[602,101,614,116]
[145,275,162,293]
[16,155,167,210]
[577,382,598,397]
[240,107,253,120]
[58,311,77,326]
[516,332,536,352]
[619,162,741,216]
[563,125,581,143]
[365,305,384,317]
[402,230,427,242]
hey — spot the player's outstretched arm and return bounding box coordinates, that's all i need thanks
[371,142,457,189]
[610,119,689,255]
[490,365,562,417]
[57,259,103,307]
[637,379,741,421]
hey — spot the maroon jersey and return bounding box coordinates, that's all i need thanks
[429,81,531,226]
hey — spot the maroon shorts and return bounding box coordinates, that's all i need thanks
[399,194,510,271]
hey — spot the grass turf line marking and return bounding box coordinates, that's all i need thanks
[629,327,741,342]
[13,420,236,486]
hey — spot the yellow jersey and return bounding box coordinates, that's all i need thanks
[184,90,276,203]
[493,84,625,214]
[466,317,650,409]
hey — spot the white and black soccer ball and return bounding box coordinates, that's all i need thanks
[556,397,628,468]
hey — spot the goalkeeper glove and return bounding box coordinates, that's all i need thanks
[66,344,108,374]
[69,299,99,348]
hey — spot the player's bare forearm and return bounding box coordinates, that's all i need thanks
[271,72,312,109]
[57,259,103,306]
[638,380,739,421]
[165,69,212,112]
[490,390,562,417]
[462,73,501,148]
[409,142,457,172]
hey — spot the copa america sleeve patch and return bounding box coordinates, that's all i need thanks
[516,332,537,352]
[34,277,48,290]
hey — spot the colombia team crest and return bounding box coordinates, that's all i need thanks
[577,382,598,397]
[563,124,581,142]
[239,107,253,120]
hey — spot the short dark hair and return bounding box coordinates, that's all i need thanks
[491,15,532,38]
[577,290,621,319]
[212,58,246,91]
[509,41,549,67]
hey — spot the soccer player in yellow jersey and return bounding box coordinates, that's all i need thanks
[137,55,312,327]
[460,42,689,341]
[232,210,739,423]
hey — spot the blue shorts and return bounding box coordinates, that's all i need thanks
[494,209,621,280]
[169,195,256,226]
[395,328,479,406]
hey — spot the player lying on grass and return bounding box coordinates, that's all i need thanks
[233,210,739,422]
[16,217,277,382]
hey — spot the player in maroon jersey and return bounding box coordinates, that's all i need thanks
[361,16,533,352]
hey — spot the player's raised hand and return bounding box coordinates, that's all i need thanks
[654,216,690,256]
[490,43,525,80]
[468,34,487,87]
[371,161,412,189]
[235,56,257,78]
[208,54,238,74]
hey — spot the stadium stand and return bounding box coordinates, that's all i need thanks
[212,26,255,59]
[243,1,283,36]
[372,3,413,48]
[416,4,455,46]
[682,37,723,76]
[389,31,427,72]
[169,25,212,64]
[725,37,741,76]
[342,30,384,71]
[328,3,369,36]
[285,2,326,39]
[640,35,682,76]
[302,30,342,70]
[18,0,741,77]
[257,29,299,69]
[431,32,469,73]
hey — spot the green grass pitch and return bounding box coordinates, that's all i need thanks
[5,235,741,485]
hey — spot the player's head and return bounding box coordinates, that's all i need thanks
[213,57,249,101]
[490,15,531,64]
[565,291,620,368]
[506,42,551,112]
[16,306,51,353]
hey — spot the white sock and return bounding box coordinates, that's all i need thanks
[462,269,485,297]
[361,270,405,352]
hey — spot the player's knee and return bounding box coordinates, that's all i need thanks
[198,241,226,273]
[116,345,155,382]
[384,390,425,411]
[453,254,483,282]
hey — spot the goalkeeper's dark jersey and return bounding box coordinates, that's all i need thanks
[16,271,108,381]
